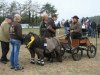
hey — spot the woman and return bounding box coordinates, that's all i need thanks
[70,16,82,39]
[9,14,24,71]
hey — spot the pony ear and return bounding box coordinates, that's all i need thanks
[29,32,35,36]
[29,32,32,34]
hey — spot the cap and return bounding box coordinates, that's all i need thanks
[6,15,13,21]
[72,16,79,19]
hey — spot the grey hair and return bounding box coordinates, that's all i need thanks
[14,14,22,22]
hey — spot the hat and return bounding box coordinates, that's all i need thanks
[6,15,13,21]
[72,16,79,19]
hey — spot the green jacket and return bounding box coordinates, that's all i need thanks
[0,21,10,42]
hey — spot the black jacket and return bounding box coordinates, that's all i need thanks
[64,21,70,27]
[46,18,56,37]
[40,22,47,37]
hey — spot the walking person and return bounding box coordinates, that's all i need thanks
[0,15,13,64]
[9,14,24,71]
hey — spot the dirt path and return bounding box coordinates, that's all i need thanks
[0,38,100,75]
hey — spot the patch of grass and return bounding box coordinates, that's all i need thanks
[22,28,65,36]
[22,28,39,34]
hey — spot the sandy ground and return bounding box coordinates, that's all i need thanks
[0,38,100,75]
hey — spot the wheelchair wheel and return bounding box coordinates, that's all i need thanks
[72,47,83,61]
[87,45,97,58]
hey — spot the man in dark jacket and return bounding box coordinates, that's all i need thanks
[40,15,48,37]
[91,21,96,37]
[46,14,57,37]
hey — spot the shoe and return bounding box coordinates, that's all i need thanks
[10,67,15,69]
[6,59,10,62]
[0,60,7,64]
[15,66,24,71]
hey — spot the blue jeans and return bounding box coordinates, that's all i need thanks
[88,27,92,36]
[10,39,21,68]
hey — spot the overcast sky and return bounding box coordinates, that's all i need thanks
[5,0,100,20]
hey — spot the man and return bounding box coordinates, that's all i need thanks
[46,14,58,37]
[70,16,82,39]
[85,19,92,37]
[0,15,13,64]
[64,20,70,35]
[40,15,48,37]
[91,20,96,37]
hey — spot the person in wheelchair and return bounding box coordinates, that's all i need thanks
[70,16,82,39]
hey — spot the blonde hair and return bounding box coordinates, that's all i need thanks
[14,14,22,22]
[42,15,48,21]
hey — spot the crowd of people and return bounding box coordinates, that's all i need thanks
[61,17,97,38]
[81,18,97,37]
[0,13,97,71]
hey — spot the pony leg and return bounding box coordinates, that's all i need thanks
[55,46,62,62]
[29,49,35,64]
[35,48,45,66]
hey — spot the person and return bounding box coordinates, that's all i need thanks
[61,19,65,27]
[82,22,87,36]
[85,19,92,37]
[9,14,24,71]
[46,14,58,37]
[0,15,13,64]
[64,20,70,35]
[91,20,96,37]
[57,21,61,28]
[40,15,48,37]
[70,16,82,39]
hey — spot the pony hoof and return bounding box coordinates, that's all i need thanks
[40,64,44,66]
[30,61,35,64]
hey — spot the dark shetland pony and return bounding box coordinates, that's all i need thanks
[23,32,62,66]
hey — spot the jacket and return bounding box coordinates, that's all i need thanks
[0,21,10,42]
[46,18,57,37]
[40,21,47,37]
[70,22,82,33]
[9,21,22,41]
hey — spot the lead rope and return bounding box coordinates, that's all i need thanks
[26,36,35,49]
